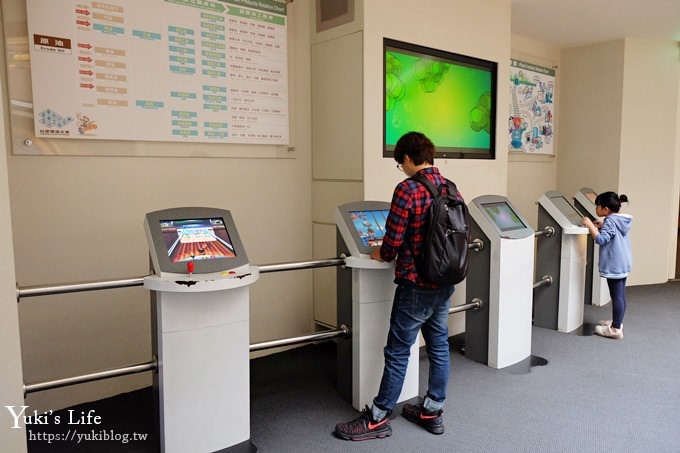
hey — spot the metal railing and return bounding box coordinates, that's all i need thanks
[534,226,555,238]
[449,297,483,315]
[24,360,157,395]
[258,258,346,274]
[16,258,347,302]
[18,256,485,394]
[533,275,553,289]
[250,324,349,352]
[17,277,146,301]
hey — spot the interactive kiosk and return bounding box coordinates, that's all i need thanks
[335,201,419,410]
[144,207,259,453]
[466,196,534,369]
[573,188,610,306]
[535,192,588,333]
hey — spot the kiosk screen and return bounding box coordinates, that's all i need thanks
[349,210,390,247]
[550,196,584,226]
[482,202,526,232]
[160,217,236,263]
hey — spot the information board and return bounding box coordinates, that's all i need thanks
[508,59,555,155]
[26,0,289,145]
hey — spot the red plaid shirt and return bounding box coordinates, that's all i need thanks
[379,167,463,287]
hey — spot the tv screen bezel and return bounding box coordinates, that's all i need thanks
[383,38,497,160]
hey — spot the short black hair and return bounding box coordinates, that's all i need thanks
[393,131,435,166]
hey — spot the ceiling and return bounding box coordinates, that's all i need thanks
[511,0,680,49]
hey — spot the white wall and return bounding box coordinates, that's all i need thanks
[619,39,680,284]
[2,0,679,424]
[310,0,513,328]
[362,0,511,322]
[560,39,680,285]
[363,0,511,202]
[3,0,314,411]
[507,36,560,227]
[0,7,28,449]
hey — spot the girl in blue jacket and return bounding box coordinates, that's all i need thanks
[582,192,633,340]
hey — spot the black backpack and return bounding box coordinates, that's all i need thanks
[410,174,471,286]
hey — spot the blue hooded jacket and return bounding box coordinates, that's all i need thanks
[595,213,633,278]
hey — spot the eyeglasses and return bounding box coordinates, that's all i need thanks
[396,163,403,171]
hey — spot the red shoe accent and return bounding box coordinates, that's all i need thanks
[367,418,389,430]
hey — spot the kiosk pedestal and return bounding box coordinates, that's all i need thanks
[146,275,258,453]
[144,207,258,453]
[573,188,610,307]
[335,202,419,410]
[535,192,588,333]
[466,196,534,369]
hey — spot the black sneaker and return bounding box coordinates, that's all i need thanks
[334,406,392,441]
[401,403,444,434]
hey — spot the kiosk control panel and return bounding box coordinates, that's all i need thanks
[466,195,534,369]
[476,198,533,239]
[535,191,588,332]
[573,187,610,307]
[538,191,587,234]
[335,201,391,258]
[573,187,598,220]
[144,207,249,280]
[335,200,417,409]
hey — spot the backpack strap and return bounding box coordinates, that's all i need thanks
[409,173,458,199]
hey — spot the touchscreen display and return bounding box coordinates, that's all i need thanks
[349,210,390,247]
[550,196,584,226]
[482,202,526,232]
[160,217,236,263]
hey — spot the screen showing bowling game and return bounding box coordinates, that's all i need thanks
[550,195,585,226]
[160,217,236,263]
[349,210,390,247]
[482,202,526,232]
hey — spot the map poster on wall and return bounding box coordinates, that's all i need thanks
[26,0,289,145]
[509,59,555,155]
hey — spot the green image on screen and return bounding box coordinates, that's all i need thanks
[384,39,496,159]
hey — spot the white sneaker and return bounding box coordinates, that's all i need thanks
[597,319,612,326]
[594,325,623,340]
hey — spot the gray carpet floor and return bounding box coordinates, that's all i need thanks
[250,281,680,453]
[28,281,680,452]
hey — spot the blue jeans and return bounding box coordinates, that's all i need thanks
[373,282,454,413]
[607,277,627,329]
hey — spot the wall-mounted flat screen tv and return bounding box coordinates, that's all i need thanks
[384,38,497,159]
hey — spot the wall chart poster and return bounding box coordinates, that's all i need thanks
[509,59,555,155]
[26,0,289,145]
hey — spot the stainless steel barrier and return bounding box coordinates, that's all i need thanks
[23,325,352,394]
[17,277,146,301]
[23,360,157,395]
[258,258,346,274]
[449,297,483,315]
[19,257,481,394]
[16,258,348,301]
[534,226,555,238]
[468,238,484,252]
[250,325,350,352]
[533,275,553,289]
